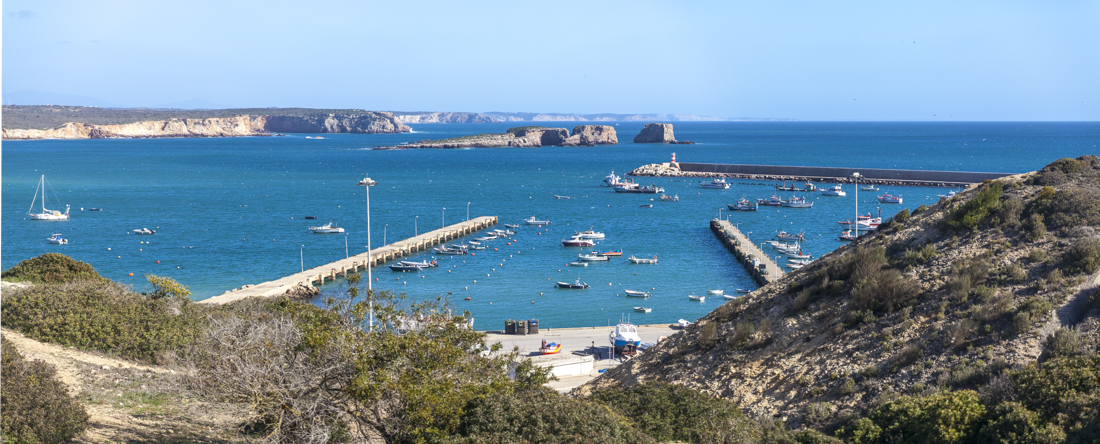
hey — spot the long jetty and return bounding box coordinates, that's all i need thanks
[710,219,784,285]
[632,162,1015,187]
[201,216,498,305]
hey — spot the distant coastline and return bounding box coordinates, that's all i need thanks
[392,110,793,124]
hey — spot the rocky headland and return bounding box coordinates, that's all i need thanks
[579,156,1100,428]
[376,125,618,149]
[1,106,410,140]
[632,122,694,144]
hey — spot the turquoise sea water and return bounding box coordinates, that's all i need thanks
[3,122,1097,329]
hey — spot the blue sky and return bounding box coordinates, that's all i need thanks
[3,1,1098,120]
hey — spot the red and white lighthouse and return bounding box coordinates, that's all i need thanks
[671,152,677,163]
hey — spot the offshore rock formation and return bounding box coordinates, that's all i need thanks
[2,112,409,140]
[632,122,693,144]
[376,125,617,149]
[393,112,500,124]
[561,125,618,146]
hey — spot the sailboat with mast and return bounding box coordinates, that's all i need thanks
[27,175,70,221]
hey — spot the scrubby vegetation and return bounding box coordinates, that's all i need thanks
[0,253,103,284]
[1,338,90,443]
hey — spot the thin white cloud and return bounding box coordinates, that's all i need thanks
[11,10,38,19]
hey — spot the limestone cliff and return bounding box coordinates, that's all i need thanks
[262,112,409,134]
[633,122,676,143]
[376,125,618,149]
[393,112,500,124]
[561,125,618,146]
[1,115,267,139]
[2,112,409,140]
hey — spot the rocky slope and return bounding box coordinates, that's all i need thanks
[376,125,617,149]
[2,108,410,139]
[578,156,1100,427]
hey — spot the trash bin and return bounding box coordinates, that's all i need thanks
[516,320,527,335]
[528,319,539,334]
[505,319,516,334]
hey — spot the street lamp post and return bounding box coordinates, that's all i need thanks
[300,245,304,272]
[384,224,388,245]
[467,202,471,221]
[853,172,861,236]
[345,233,349,258]
[357,175,378,333]
[442,207,446,229]
[415,216,418,236]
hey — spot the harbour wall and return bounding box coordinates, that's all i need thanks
[710,219,783,286]
[631,162,1017,187]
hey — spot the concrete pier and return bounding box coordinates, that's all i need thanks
[710,219,784,285]
[200,216,498,305]
[631,162,1015,187]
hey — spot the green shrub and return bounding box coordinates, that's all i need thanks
[1045,327,1081,359]
[1029,249,1047,263]
[1026,213,1047,242]
[1031,158,1086,186]
[1013,312,1033,334]
[895,208,911,223]
[1012,355,1100,437]
[730,322,755,348]
[838,390,986,444]
[841,378,857,396]
[697,321,718,350]
[915,204,929,213]
[455,388,655,444]
[998,198,1025,228]
[1031,188,1100,229]
[1,278,208,362]
[977,402,1066,444]
[1065,237,1100,275]
[587,382,758,444]
[1006,264,1027,282]
[1,338,90,443]
[1,253,103,284]
[948,181,1003,230]
[920,244,939,262]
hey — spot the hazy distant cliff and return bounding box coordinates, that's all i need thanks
[1,106,410,139]
[376,125,617,149]
[393,112,499,124]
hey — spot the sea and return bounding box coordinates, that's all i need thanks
[3,122,1097,330]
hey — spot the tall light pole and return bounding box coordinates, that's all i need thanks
[852,172,861,236]
[467,202,471,221]
[345,233,349,258]
[300,245,304,272]
[414,216,418,236]
[384,224,388,245]
[442,207,446,229]
[357,175,378,332]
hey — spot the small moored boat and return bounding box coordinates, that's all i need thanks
[659,194,679,202]
[567,261,588,267]
[598,250,622,257]
[47,234,68,244]
[310,222,344,234]
[578,253,610,261]
[820,185,846,196]
[624,289,650,298]
[634,307,652,313]
[525,216,551,225]
[628,255,658,264]
[389,264,424,272]
[576,230,605,239]
[877,193,903,204]
[701,178,730,189]
[132,228,156,235]
[556,279,589,289]
[688,294,706,302]
[781,196,814,208]
[504,223,521,229]
[561,235,596,247]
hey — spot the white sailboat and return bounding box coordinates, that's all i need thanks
[27,175,70,220]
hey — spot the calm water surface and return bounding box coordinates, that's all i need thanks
[3,122,1097,329]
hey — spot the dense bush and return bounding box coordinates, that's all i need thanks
[838,390,987,444]
[1064,237,1100,275]
[977,402,1066,444]
[947,181,1003,230]
[1012,355,1100,436]
[587,382,760,444]
[894,208,911,223]
[0,253,102,284]
[1030,157,1093,186]
[453,388,654,444]
[1,338,90,443]
[1,278,208,362]
[1031,188,1100,230]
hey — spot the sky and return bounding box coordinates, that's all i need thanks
[3,1,1099,120]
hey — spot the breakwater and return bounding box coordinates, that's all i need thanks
[631,162,1016,187]
[710,219,783,286]
[200,216,498,305]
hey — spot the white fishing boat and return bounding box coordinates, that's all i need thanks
[659,194,679,202]
[838,230,860,241]
[47,234,68,244]
[688,294,706,302]
[727,197,758,211]
[310,222,344,233]
[554,195,573,199]
[938,190,958,199]
[27,175,70,220]
[820,185,846,196]
[877,193,903,204]
[132,228,156,235]
[400,260,437,268]
[504,223,521,229]
[578,253,610,261]
[525,216,550,225]
[567,261,588,267]
[788,252,813,259]
[788,258,813,265]
[707,289,723,295]
[561,235,596,247]
[556,279,589,289]
[576,229,605,240]
[758,195,785,206]
[389,263,424,272]
[628,255,658,264]
[722,294,736,300]
[860,185,880,191]
[737,288,751,293]
[776,231,805,242]
[781,196,814,208]
[634,307,652,313]
[609,322,642,351]
[603,170,628,187]
[787,263,805,269]
[700,178,730,189]
[624,289,651,297]
[677,319,692,328]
